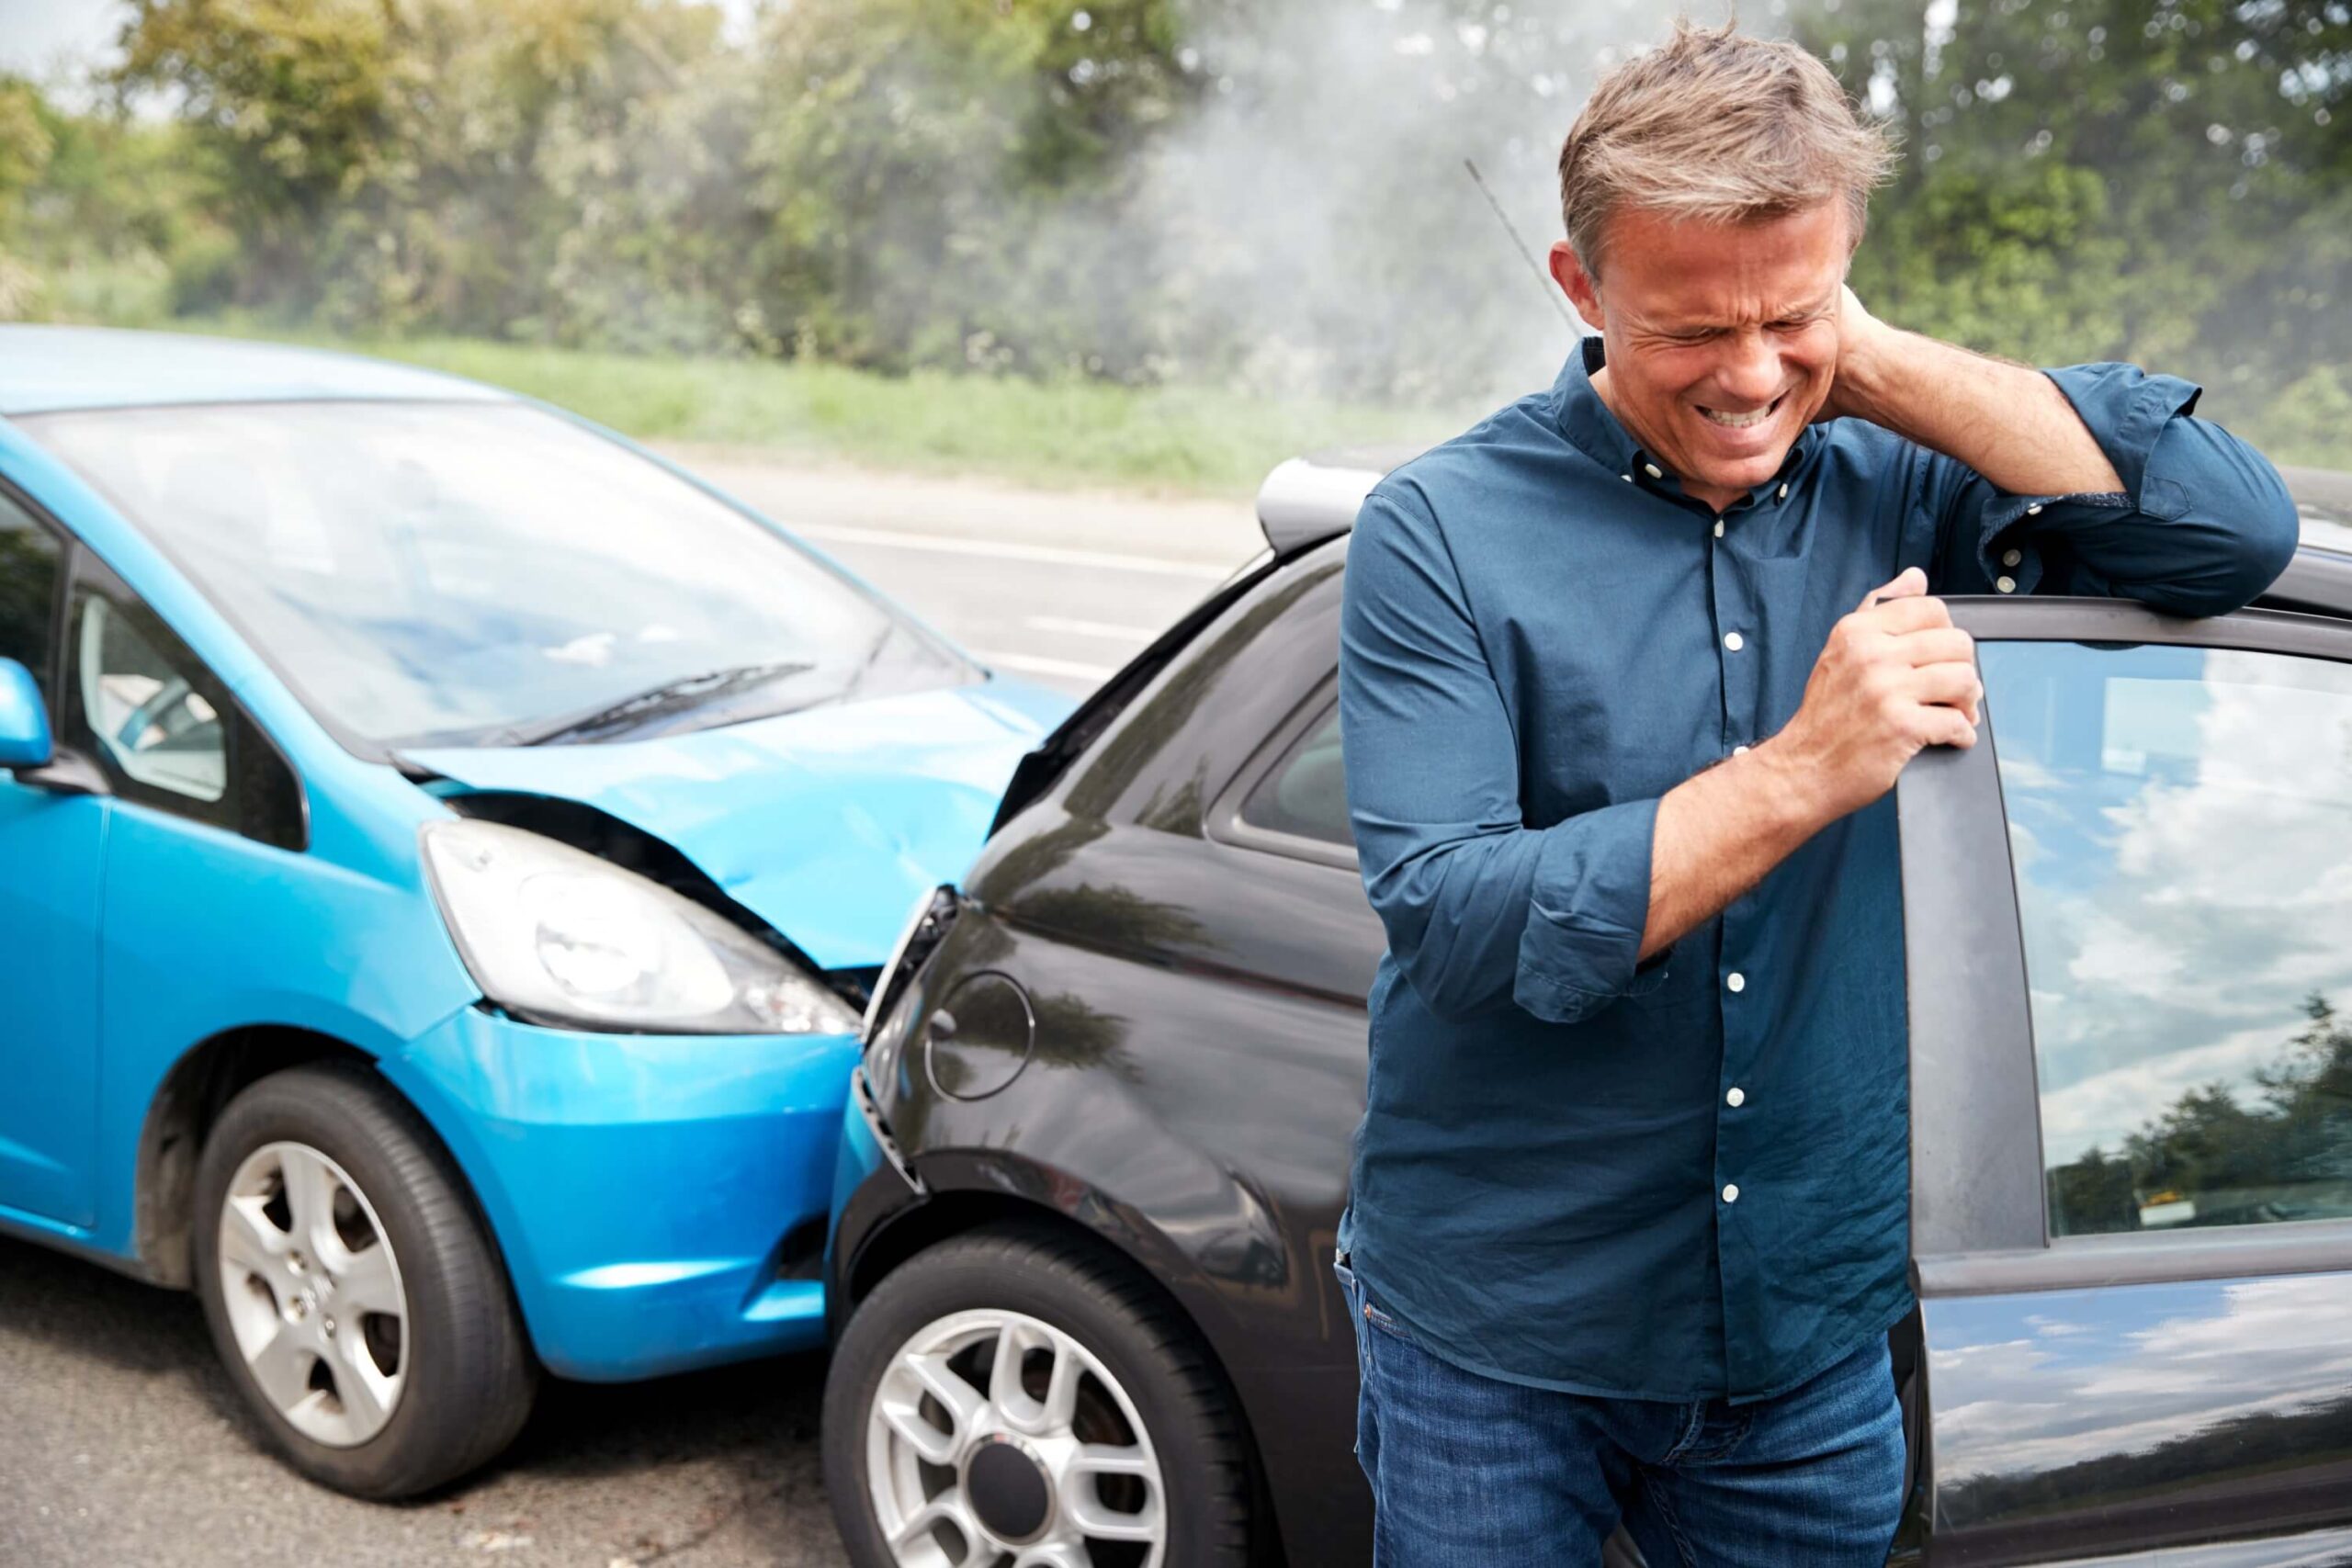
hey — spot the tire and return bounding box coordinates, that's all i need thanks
[190,1060,537,1498]
[825,1224,1256,1568]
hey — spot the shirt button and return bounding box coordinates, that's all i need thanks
[1723,631,1744,651]
[1622,473,1634,482]
[1644,462,1665,479]
[1732,744,1749,756]
[1776,481,1790,501]
[1713,520,1724,537]
[2025,502,2044,515]
[2002,547,2022,567]
[1722,1183,1740,1204]
[1725,972,1746,993]
[1996,575,2017,593]
[1726,1087,1746,1107]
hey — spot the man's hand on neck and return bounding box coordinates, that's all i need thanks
[1818,286,2126,497]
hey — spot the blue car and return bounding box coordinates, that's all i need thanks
[0,325,1069,1497]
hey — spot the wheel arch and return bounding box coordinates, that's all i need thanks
[841,1180,1292,1567]
[131,1025,502,1294]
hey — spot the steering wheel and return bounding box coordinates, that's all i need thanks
[115,674,193,753]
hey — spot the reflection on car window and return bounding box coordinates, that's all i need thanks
[78,595,226,803]
[1982,640,2352,1238]
[21,402,968,750]
[1240,707,1350,846]
[0,492,60,689]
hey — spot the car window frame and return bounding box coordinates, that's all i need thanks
[1205,676,1358,874]
[0,476,72,719]
[1902,593,2352,1294]
[61,547,309,852]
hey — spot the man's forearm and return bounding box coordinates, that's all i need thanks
[1637,741,1833,962]
[1837,328,2125,498]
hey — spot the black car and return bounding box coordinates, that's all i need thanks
[822,449,2352,1568]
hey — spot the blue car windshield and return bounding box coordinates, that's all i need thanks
[25,400,970,750]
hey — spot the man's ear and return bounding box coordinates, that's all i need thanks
[1549,240,1602,330]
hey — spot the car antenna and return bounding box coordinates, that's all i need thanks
[1464,158,1579,335]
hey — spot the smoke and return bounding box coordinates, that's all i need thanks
[1122,0,1677,410]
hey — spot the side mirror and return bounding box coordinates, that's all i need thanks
[0,658,52,770]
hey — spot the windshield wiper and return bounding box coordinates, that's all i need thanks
[509,660,815,747]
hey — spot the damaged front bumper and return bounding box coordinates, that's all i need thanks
[379,1002,860,1382]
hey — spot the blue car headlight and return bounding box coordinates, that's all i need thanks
[421,819,861,1036]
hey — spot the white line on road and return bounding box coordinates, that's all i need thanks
[978,650,1122,681]
[1022,615,1159,641]
[790,523,1231,580]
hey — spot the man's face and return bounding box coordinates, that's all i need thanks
[1550,201,1849,511]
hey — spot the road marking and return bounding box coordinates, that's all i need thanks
[1023,615,1159,641]
[978,650,1122,681]
[791,523,1230,580]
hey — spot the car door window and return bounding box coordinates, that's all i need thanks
[1239,707,1350,847]
[0,490,62,691]
[1979,639,2352,1239]
[63,559,305,849]
[78,592,226,802]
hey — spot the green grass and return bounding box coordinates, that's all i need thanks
[154,322,2352,494]
[172,324,1449,497]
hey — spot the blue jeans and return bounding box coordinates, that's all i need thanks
[1338,1259,1905,1567]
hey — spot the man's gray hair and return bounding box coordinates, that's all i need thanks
[1558,17,1897,275]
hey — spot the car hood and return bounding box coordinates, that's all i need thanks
[402,678,1069,971]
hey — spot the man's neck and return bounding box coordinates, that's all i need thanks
[1589,367,1741,513]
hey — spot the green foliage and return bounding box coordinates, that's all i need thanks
[742,0,1196,375]
[0,0,2342,470]
[2247,364,2352,468]
[190,323,1438,492]
[0,67,227,323]
[1796,0,2351,446]
[107,0,761,343]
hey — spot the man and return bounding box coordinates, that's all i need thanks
[1335,18,2298,1566]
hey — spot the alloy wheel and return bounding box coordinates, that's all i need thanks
[215,1140,411,1447]
[866,1307,1166,1568]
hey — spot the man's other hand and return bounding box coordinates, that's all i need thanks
[1761,567,1981,823]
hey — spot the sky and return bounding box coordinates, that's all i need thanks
[0,1,129,89]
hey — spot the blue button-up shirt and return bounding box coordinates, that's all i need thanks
[1337,336,2298,1401]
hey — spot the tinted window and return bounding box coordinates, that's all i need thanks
[22,401,969,750]
[0,491,61,690]
[1239,707,1350,846]
[1981,640,2352,1238]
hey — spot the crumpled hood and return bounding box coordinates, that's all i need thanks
[403,678,1069,971]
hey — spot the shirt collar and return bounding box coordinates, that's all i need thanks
[1548,334,1816,511]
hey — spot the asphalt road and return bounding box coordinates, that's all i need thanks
[670,449,1265,696]
[0,457,1269,1567]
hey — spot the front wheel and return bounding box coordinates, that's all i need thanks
[824,1225,1257,1568]
[191,1061,537,1498]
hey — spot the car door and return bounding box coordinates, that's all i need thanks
[1898,595,2352,1565]
[58,547,310,1102]
[0,485,106,1228]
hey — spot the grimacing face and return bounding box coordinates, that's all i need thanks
[1549,200,1849,513]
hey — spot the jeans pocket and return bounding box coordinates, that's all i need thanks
[1333,1258,1373,1394]
[1336,1258,1413,1347]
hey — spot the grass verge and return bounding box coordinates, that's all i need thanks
[169,324,1452,497]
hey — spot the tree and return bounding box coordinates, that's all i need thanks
[1793,0,2352,459]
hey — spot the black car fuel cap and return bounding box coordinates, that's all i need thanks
[922,971,1037,1101]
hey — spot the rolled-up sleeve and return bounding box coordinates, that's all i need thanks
[1340,490,1668,1024]
[1924,362,2299,615]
